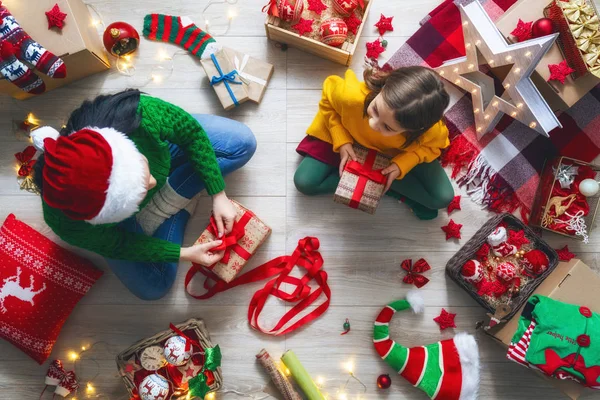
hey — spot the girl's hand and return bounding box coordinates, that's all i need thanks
[382,163,401,192]
[181,240,225,266]
[212,191,237,237]
[339,143,357,177]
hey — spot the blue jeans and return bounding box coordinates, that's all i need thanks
[105,115,257,300]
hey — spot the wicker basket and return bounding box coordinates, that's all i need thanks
[446,213,558,320]
[116,318,223,399]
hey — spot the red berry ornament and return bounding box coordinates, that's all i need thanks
[333,0,359,16]
[532,18,554,38]
[103,22,140,57]
[377,374,392,389]
[320,18,348,47]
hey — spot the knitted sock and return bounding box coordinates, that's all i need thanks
[136,180,193,236]
[143,14,220,59]
[0,41,45,94]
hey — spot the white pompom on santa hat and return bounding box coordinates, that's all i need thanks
[31,126,147,225]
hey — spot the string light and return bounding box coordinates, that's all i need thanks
[86,382,95,394]
[202,0,239,35]
[439,70,445,75]
[529,122,537,128]
[69,351,79,361]
[525,51,532,57]
[466,43,472,48]
[484,114,490,120]
[468,64,475,69]
[492,101,499,107]
[475,40,481,45]
[504,83,511,89]
[206,393,216,400]
[488,59,495,65]
[474,108,480,113]
[477,127,483,132]
[471,88,477,94]
[517,103,524,108]
[511,111,517,117]
[514,67,521,73]
[505,55,512,61]
[454,78,460,84]
[463,21,469,26]
[453,67,459,72]
[316,376,325,387]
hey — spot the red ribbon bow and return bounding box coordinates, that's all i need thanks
[401,258,431,288]
[15,146,36,177]
[169,323,202,352]
[541,349,600,387]
[343,149,387,209]
[205,211,253,266]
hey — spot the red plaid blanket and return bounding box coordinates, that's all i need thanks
[384,0,600,219]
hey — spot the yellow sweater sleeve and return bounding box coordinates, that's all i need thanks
[319,75,354,151]
[392,122,450,179]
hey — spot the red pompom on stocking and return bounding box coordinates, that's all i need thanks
[0,2,66,94]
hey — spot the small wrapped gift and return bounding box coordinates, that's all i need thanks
[194,201,271,282]
[201,50,250,110]
[333,145,390,214]
[222,47,274,104]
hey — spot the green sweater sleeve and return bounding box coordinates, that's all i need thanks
[139,96,226,195]
[43,203,181,263]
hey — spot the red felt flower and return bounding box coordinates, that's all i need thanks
[366,39,385,59]
[307,0,327,15]
[292,18,314,36]
[434,308,457,330]
[344,13,362,35]
[476,243,491,260]
[548,60,575,84]
[508,230,530,248]
[14,146,37,177]
[510,19,533,42]
[556,245,576,261]
[447,195,461,214]
[45,3,67,30]
[401,258,431,288]
[374,14,394,35]
[442,219,462,240]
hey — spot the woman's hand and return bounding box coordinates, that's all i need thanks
[212,191,237,238]
[339,143,357,177]
[180,240,225,266]
[382,163,401,193]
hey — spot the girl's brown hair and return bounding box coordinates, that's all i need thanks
[363,66,449,148]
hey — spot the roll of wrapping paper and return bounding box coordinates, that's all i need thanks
[280,350,325,400]
[256,349,302,400]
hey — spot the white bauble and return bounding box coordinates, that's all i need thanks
[579,179,599,197]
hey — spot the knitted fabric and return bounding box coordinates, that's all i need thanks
[42,95,225,263]
[143,14,218,59]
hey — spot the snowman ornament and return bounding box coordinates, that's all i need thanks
[164,336,192,366]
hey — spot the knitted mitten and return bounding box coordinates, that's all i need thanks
[143,14,220,59]
[136,180,196,236]
[0,2,66,94]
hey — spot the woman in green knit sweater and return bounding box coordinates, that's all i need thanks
[32,90,256,300]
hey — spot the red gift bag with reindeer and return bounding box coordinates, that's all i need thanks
[193,201,271,283]
[0,214,102,364]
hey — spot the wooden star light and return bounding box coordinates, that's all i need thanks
[434,1,562,139]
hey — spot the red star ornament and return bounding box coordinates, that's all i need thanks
[292,18,314,36]
[374,14,394,35]
[548,60,575,84]
[45,4,67,30]
[556,245,576,261]
[441,219,462,240]
[447,195,462,214]
[122,359,142,378]
[307,0,328,15]
[434,308,457,330]
[508,230,530,248]
[366,39,385,59]
[344,13,362,35]
[510,19,533,42]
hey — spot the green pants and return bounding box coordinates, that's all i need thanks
[294,156,454,213]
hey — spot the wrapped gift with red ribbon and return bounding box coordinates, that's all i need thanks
[333,145,391,214]
[194,201,271,282]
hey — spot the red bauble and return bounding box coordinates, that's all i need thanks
[532,18,554,38]
[333,0,359,16]
[278,0,304,22]
[377,374,392,389]
[103,22,140,57]
[320,18,348,47]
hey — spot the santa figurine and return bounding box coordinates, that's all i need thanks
[487,227,518,257]
[521,250,549,277]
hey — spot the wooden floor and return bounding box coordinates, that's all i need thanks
[2,0,600,399]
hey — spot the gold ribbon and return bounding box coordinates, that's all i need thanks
[577,30,600,51]
[559,0,596,23]
[590,63,600,78]
[569,14,600,38]
[584,45,600,67]
[18,176,40,195]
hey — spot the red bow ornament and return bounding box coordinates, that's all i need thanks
[401,258,431,288]
[15,145,36,177]
[206,213,253,266]
[42,359,79,398]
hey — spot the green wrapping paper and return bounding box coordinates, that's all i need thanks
[280,350,325,400]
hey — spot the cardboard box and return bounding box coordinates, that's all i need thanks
[221,47,274,104]
[0,0,110,100]
[200,49,250,110]
[495,0,600,112]
[488,259,600,399]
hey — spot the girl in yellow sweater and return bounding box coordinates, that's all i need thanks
[294,67,454,219]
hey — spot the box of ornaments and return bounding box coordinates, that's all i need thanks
[446,213,559,322]
[116,318,222,400]
[530,156,600,243]
[264,0,373,65]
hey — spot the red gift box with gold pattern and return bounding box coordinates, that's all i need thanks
[333,145,390,214]
[194,201,271,282]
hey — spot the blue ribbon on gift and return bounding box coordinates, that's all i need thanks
[209,53,242,107]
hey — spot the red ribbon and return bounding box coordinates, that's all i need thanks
[261,0,278,16]
[15,146,36,177]
[204,211,253,266]
[185,237,330,336]
[343,150,386,209]
[401,258,431,288]
[169,323,201,352]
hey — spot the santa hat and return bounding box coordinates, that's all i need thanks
[31,126,147,225]
[373,291,480,400]
[461,260,483,284]
[521,250,549,277]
